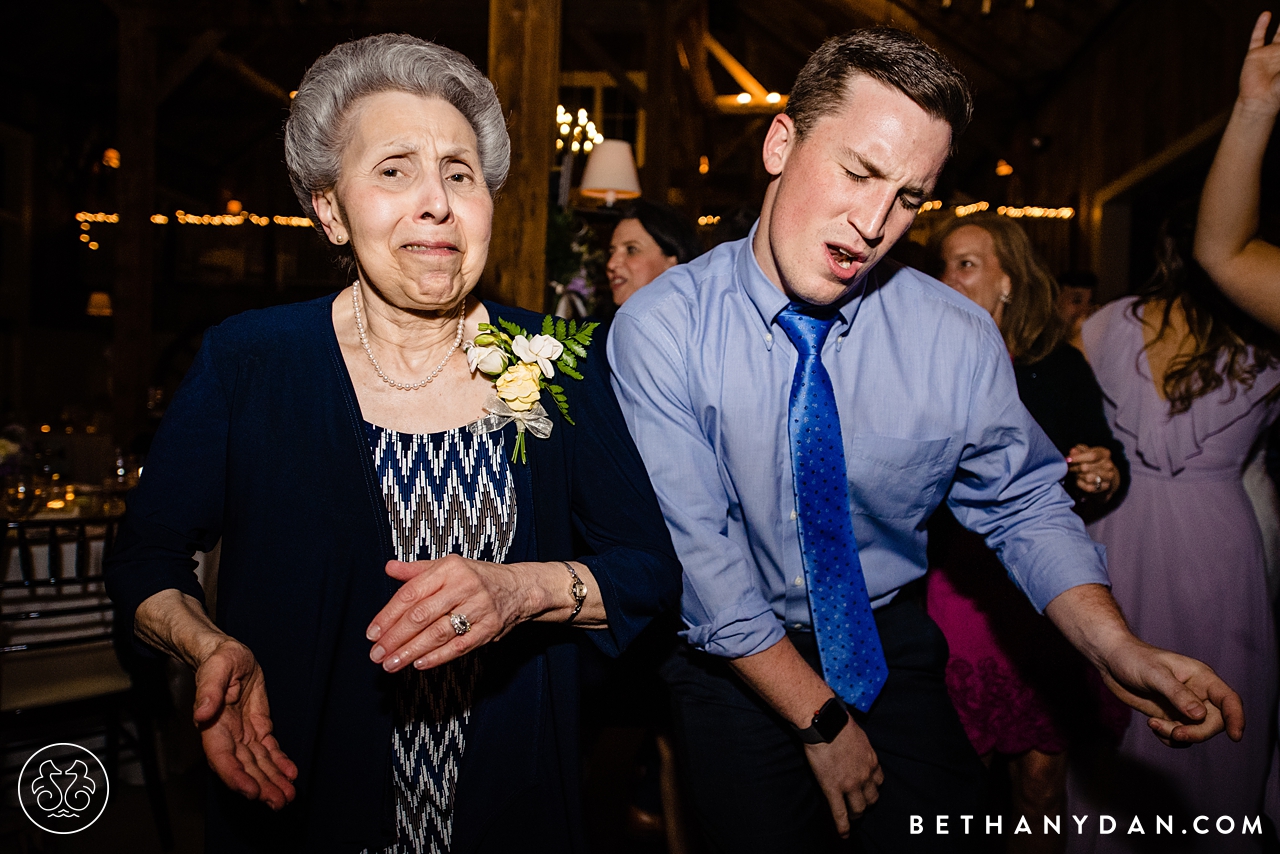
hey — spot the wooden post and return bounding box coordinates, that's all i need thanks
[113,8,156,447]
[643,0,675,200]
[486,0,561,312]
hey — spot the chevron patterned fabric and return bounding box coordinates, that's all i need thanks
[363,421,516,854]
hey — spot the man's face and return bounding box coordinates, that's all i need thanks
[754,76,953,306]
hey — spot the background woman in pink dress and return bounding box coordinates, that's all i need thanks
[928,213,1128,854]
[1066,201,1280,853]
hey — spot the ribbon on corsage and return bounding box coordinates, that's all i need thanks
[464,315,598,463]
[470,394,554,459]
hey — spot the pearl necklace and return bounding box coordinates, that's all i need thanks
[352,283,465,390]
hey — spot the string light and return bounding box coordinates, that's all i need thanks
[555,104,604,154]
[765,92,781,104]
[918,202,1075,220]
[735,92,751,105]
[697,215,722,227]
[955,201,990,217]
[699,155,710,175]
[75,211,312,228]
[996,205,1075,219]
[995,159,1014,176]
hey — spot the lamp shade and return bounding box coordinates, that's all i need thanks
[85,292,113,317]
[579,140,641,206]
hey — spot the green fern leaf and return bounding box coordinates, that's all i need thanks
[499,318,528,339]
[541,315,554,336]
[560,364,584,381]
[556,318,567,339]
[564,339,588,358]
[569,319,578,336]
[558,351,577,369]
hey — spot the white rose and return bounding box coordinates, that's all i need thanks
[466,344,509,376]
[511,333,564,379]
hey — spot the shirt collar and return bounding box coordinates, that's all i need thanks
[735,220,861,351]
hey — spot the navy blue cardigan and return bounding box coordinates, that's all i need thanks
[105,294,681,853]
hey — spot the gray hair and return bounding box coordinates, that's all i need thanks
[284,34,510,228]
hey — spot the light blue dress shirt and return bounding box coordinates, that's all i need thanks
[608,227,1109,660]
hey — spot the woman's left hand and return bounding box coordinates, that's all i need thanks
[366,556,535,673]
[1066,444,1120,501]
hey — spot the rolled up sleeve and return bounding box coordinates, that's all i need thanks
[947,330,1110,612]
[609,309,784,658]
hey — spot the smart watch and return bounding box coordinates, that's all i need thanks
[792,696,850,744]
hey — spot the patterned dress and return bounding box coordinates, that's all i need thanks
[365,421,516,854]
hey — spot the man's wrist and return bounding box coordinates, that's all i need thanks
[792,695,850,744]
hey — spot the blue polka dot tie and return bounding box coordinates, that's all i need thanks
[775,303,888,713]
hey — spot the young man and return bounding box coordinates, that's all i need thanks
[609,28,1243,853]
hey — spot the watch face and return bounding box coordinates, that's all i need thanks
[815,699,848,742]
[571,580,587,600]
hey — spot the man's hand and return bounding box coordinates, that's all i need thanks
[1044,584,1244,746]
[728,637,881,836]
[193,639,298,810]
[1095,635,1244,746]
[803,716,884,837]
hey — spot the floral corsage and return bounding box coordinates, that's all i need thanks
[465,316,599,462]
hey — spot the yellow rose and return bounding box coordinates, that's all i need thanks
[494,362,543,412]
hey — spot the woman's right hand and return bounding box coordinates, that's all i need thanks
[193,638,298,810]
[1240,12,1280,116]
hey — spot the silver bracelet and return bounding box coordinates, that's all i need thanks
[563,562,587,622]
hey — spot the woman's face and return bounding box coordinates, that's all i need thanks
[607,218,678,306]
[939,224,1012,320]
[314,91,493,312]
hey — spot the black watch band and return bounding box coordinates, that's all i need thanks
[792,696,850,744]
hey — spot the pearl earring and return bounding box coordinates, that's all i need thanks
[336,234,347,244]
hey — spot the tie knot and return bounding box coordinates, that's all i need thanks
[776,303,839,357]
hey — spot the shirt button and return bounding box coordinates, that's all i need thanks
[764,333,774,343]
[790,510,798,520]
[793,576,804,587]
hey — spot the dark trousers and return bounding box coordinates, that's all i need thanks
[661,596,988,854]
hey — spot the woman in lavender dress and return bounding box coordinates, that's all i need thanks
[1067,206,1280,854]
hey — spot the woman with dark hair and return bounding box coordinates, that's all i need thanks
[1067,204,1280,854]
[928,212,1128,854]
[606,199,701,307]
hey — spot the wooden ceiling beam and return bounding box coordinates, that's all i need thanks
[813,0,1017,94]
[157,29,227,104]
[210,49,292,106]
[567,27,647,105]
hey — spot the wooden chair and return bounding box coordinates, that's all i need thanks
[0,516,174,850]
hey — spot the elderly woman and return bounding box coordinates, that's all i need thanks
[926,213,1128,854]
[106,34,680,854]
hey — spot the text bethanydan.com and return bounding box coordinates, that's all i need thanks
[910,814,1263,837]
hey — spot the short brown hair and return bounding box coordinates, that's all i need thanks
[933,213,1064,364]
[786,28,972,148]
